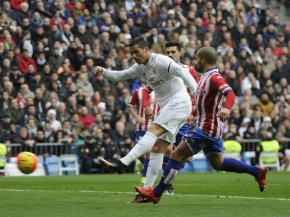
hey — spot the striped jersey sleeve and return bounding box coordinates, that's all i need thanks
[211,73,232,94]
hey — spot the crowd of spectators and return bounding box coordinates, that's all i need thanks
[0,0,289,173]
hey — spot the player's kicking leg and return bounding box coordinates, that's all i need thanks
[100,124,167,173]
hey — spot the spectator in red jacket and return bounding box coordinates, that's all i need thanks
[78,106,95,129]
[10,0,28,11]
[18,49,37,74]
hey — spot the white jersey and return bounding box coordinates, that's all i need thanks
[103,53,197,108]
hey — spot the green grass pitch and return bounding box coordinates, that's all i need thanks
[1,172,290,217]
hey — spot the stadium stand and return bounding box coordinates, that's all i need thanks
[0,0,289,175]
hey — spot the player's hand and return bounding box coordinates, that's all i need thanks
[187,114,195,126]
[219,108,230,122]
[144,106,154,120]
[136,117,146,125]
[95,66,104,76]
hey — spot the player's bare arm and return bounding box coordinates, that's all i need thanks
[144,106,154,120]
[220,90,236,122]
[128,107,145,124]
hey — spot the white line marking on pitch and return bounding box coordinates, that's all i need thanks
[1,188,289,201]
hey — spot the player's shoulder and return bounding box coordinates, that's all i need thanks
[154,53,176,71]
[209,72,227,85]
[154,53,172,63]
[131,63,145,73]
[210,72,223,79]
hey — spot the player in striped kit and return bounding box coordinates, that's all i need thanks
[135,47,268,204]
[128,82,158,183]
[96,37,198,175]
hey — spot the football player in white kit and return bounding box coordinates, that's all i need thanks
[95,37,197,174]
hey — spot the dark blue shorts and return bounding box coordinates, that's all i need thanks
[134,131,146,144]
[183,128,224,155]
[175,123,192,146]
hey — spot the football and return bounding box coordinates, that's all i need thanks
[17,152,38,174]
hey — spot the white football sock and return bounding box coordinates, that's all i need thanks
[120,131,157,166]
[144,153,164,188]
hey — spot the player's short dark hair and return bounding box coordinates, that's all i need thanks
[129,37,148,48]
[196,47,217,64]
[165,41,181,51]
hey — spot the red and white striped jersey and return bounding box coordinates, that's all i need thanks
[181,64,199,107]
[196,68,233,139]
[181,64,200,86]
[128,87,158,131]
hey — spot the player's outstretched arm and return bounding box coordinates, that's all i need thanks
[95,64,141,81]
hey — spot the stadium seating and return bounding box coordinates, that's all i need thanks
[242,151,256,165]
[4,162,45,176]
[192,152,211,173]
[58,154,79,175]
[259,152,280,171]
[45,155,60,176]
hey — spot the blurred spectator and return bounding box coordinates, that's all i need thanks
[76,72,94,98]
[261,116,276,135]
[0,91,11,111]
[228,104,243,126]
[18,49,37,74]
[12,126,35,149]
[243,123,258,139]
[48,46,64,72]
[54,129,73,144]
[238,117,251,138]
[34,128,48,143]
[26,117,38,139]
[258,92,275,116]
[250,105,263,133]
[44,109,62,132]
[224,123,242,141]
[20,83,35,100]
[79,131,105,174]
[152,33,166,54]
[6,98,24,126]
[79,106,95,129]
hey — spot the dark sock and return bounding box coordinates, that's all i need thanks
[154,159,182,197]
[141,158,149,177]
[219,158,259,177]
[162,156,170,169]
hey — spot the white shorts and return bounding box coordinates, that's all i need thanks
[154,98,192,143]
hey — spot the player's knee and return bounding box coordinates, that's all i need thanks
[148,124,167,137]
[151,144,159,153]
[170,151,186,162]
[164,145,173,156]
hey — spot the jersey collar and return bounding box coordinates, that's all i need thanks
[204,67,218,76]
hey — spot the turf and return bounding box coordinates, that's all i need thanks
[0,172,290,217]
